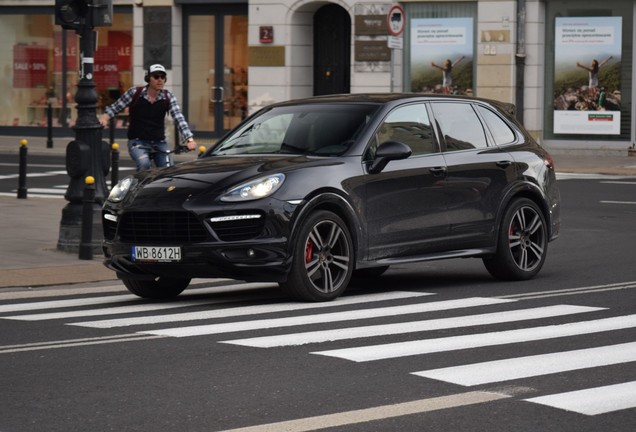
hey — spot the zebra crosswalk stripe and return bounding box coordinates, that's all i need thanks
[312,314,636,362]
[221,305,603,348]
[138,297,514,337]
[525,381,636,415]
[71,290,435,329]
[412,341,636,386]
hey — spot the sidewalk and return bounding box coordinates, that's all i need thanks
[1,134,635,290]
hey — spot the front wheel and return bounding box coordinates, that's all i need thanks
[280,210,354,302]
[483,198,548,281]
[122,277,190,299]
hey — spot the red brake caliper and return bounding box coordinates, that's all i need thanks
[305,239,314,263]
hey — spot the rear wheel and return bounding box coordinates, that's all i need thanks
[280,210,354,302]
[483,198,548,280]
[122,277,190,299]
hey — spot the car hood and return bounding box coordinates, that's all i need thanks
[125,155,345,207]
[144,154,344,184]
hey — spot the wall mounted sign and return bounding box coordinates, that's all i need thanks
[249,46,285,67]
[259,26,273,44]
[354,41,391,62]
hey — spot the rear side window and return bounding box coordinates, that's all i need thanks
[476,105,517,145]
[430,102,488,151]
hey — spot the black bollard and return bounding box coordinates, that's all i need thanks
[109,116,115,146]
[46,102,53,148]
[17,139,28,199]
[111,143,119,188]
[79,176,95,260]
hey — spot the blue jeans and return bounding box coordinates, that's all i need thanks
[128,139,171,172]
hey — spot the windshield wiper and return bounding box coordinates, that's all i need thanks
[279,142,309,154]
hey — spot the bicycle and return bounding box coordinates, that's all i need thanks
[132,143,192,170]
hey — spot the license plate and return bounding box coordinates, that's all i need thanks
[132,246,182,262]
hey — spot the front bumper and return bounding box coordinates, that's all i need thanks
[103,238,291,282]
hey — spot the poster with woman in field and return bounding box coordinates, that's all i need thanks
[410,18,473,95]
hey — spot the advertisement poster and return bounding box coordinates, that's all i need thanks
[94,46,119,91]
[13,45,48,89]
[553,17,622,135]
[54,32,79,73]
[410,17,473,95]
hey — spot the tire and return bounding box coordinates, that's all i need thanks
[280,210,354,302]
[122,277,190,299]
[483,198,548,281]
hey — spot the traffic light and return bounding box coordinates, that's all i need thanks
[55,0,113,31]
[55,0,87,31]
[91,0,113,27]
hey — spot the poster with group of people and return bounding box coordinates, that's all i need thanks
[553,17,622,135]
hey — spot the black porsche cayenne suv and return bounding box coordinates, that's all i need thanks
[102,93,561,301]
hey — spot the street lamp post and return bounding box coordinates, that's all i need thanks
[55,0,113,253]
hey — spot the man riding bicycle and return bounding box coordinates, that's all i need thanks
[100,64,197,171]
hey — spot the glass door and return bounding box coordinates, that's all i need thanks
[186,7,247,137]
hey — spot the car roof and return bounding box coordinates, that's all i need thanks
[271,93,517,119]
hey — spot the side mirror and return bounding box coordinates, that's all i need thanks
[367,141,412,174]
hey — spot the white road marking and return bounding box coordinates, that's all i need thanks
[217,391,509,432]
[600,200,636,205]
[498,281,636,300]
[72,291,435,329]
[0,294,137,314]
[19,187,65,194]
[313,314,636,362]
[222,305,603,348]
[0,282,277,314]
[557,173,636,180]
[0,192,62,198]
[138,297,512,337]
[413,341,636,386]
[525,381,636,415]
[0,333,165,354]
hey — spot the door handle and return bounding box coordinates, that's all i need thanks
[496,160,513,168]
[429,166,447,177]
[210,86,225,103]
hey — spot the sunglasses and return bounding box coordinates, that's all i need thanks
[151,73,166,80]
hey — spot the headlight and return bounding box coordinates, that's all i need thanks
[220,174,285,202]
[107,176,134,202]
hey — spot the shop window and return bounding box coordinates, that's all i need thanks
[0,9,132,129]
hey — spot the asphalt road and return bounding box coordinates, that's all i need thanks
[0,170,636,431]
[0,154,135,199]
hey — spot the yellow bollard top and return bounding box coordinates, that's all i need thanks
[112,143,119,151]
[85,176,95,185]
[20,139,27,146]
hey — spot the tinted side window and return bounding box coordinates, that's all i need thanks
[431,102,488,151]
[373,104,437,156]
[476,106,517,145]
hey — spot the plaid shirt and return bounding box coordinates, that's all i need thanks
[104,86,194,144]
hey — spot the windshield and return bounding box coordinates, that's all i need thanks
[209,103,379,156]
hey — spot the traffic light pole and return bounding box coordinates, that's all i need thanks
[57,26,110,253]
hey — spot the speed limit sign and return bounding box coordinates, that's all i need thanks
[387,5,405,36]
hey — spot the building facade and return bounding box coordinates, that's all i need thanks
[0,0,633,153]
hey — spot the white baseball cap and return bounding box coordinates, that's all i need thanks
[149,64,166,74]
